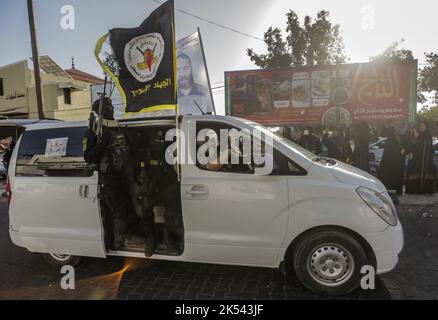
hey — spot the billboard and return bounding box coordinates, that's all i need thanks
[225,62,417,127]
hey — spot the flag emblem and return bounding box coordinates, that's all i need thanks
[124,33,165,83]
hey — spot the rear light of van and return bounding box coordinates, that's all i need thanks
[6,176,11,206]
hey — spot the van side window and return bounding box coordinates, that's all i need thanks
[195,122,254,174]
[16,127,93,177]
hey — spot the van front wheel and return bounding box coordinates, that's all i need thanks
[292,229,369,296]
[43,253,82,267]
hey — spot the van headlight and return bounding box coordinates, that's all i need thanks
[356,187,398,226]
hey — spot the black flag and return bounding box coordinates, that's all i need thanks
[95,0,177,115]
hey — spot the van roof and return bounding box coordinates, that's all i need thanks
[0,119,62,127]
[23,115,244,132]
[25,121,88,131]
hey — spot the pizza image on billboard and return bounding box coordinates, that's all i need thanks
[322,107,352,127]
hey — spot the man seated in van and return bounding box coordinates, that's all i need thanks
[198,131,251,172]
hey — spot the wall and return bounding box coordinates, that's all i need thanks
[0,60,29,115]
[0,60,94,121]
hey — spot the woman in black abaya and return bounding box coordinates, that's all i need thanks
[378,126,405,195]
[353,122,371,172]
[406,121,435,195]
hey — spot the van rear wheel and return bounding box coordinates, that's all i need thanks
[43,253,82,267]
[291,229,369,296]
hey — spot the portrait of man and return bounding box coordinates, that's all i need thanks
[177,53,205,98]
[177,53,213,115]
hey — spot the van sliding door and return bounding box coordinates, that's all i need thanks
[11,126,106,258]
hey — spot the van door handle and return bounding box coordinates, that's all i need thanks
[187,190,208,195]
[79,185,90,198]
[183,185,209,200]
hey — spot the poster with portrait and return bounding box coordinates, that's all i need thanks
[176,31,215,115]
[45,138,68,157]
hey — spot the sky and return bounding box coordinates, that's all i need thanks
[1,0,437,114]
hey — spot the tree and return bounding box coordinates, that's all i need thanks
[372,41,438,105]
[247,10,347,69]
[370,40,414,64]
[418,106,438,130]
[370,40,434,104]
[419,52,438,105]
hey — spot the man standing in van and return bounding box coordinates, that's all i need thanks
[84,98,130,249]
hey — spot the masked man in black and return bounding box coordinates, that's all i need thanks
[127,130,183,257]
[83,98,130,249]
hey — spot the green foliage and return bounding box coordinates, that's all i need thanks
[419,105,438,122]
[247,10,348,69]
[370,40,414,63]
[370,40,438,105]
[419,52,438,105]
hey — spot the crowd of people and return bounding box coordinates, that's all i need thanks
[282,120,436,196]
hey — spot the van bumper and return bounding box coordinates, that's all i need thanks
[360,221,404,275]
[9,229,25,248]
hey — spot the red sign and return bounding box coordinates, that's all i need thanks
[225,62,417,127]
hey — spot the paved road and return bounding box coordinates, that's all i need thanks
[0,196,436,300]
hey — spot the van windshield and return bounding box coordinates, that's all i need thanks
[241,119,317,161]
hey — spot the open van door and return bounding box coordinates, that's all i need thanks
[9,125,106,258]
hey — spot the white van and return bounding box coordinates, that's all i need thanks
[7,115,403,295]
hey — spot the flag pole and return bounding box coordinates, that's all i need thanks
[197,27,216,115]
[171,1,181,182]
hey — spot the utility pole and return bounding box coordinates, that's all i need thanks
[27,0,45,119]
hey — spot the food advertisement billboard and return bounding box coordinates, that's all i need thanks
[225,62,417,127]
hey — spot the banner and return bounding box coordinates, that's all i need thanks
[176,31,215,115]
[225,62,418,127]
[95,0,177,115]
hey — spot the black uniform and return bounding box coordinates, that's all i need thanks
[157,165,183,252]
[127,148,158,256]
[83,99,130,249]
[128,131,183,256]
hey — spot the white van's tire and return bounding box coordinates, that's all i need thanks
[292,229,369,296]
[43,253,82,267]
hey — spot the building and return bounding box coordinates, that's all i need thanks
[0,56,104,120]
